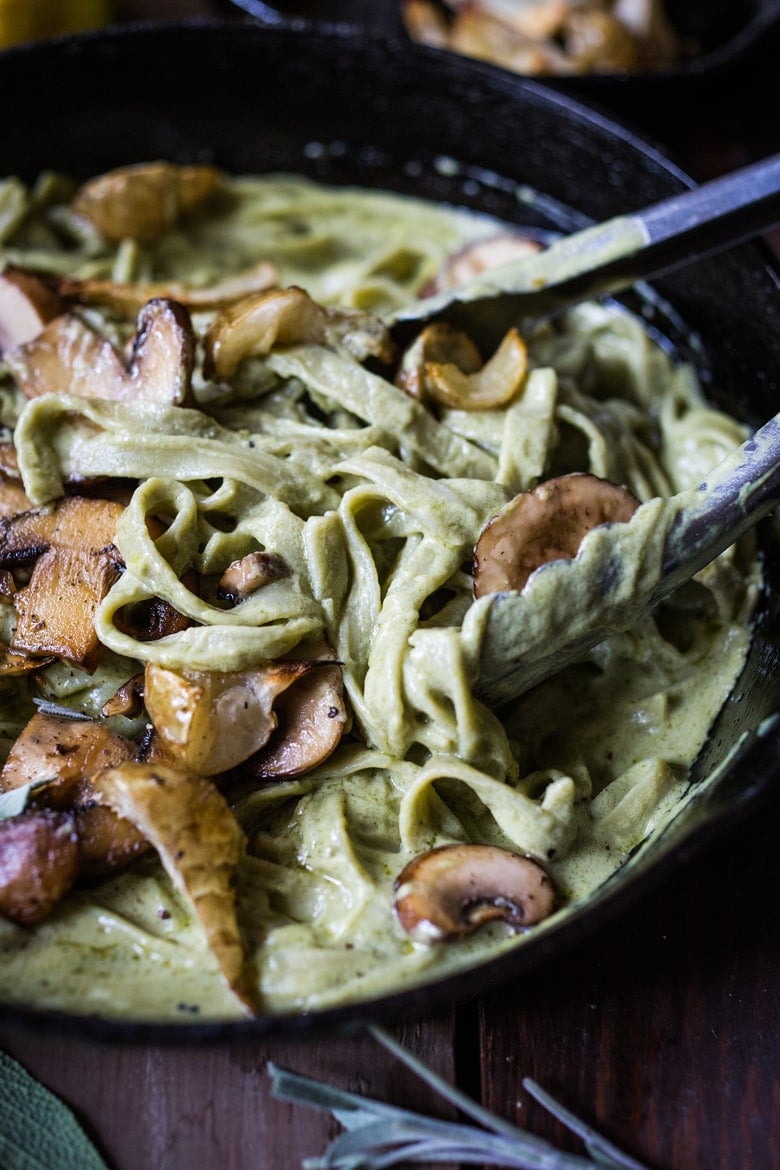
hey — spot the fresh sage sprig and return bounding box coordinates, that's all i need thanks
[269,1025,651,1170]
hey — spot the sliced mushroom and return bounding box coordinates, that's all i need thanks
[394,843,556,943]
[49,259,280,319]
[0,497,124,670]
[203,285,394,381]
[396,323,482,402]
[419,232,544,297]
[94,761,255,1015]
[473,472,641,597]
[248,662,346,779]
[101,672,145,719]
[0,643,54,677]
[400,325,528,411]
[12,545,121,670]
[0,809,79,925]
[0,267,64,355]
[5,297,195,406]
[71,161,221,244]
[1,712,147,878]
[216,551,289,605]
[0,495,123,565]
[143,660,312,776]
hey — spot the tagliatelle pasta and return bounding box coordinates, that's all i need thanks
[0,167,758,1020]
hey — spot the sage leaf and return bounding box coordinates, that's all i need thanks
[0,1050,109,1170]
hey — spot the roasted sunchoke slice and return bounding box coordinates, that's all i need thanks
[6,297,195,405]
[394,843,556,942]
[94,761,256,1015]
[0,266,64,355]
[72,161,221,244]
[203,285,394,380]
[249,662,346,779]
[143,661,311,776]
[473,472,641,597]
[0,809,79,925]
[1,711,146,877]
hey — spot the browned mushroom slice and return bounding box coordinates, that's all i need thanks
[0,267,64,355]
[0,495,122,566]
[0,809,79,925]
[1,496,124,671]
[101,673,145,719]
[71,161,221,244]
[473,472,641,598]
[203,286,394,380]
[399,324,528,411]
[6,297,195,406]
[420,232,544,297]
[50,259,280,319]
[249,662,346,779]
[396,323,482,402]
[0,711,146,877]
[448,4,572,73]
[0,445,32,518]
[394,843,556,943]
[216,551,289,605]
[94,761,256,1015]
[400,0,451,48]
[143,660,312,776]
[0,643,53,676]
[12,545,121,670]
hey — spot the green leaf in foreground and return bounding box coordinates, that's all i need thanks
[0,1050,110,1170]
[268,1026,652,1170]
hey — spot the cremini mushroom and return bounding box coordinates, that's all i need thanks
[0,711,147,877]
[0,496,124,670]
[216,551,289,605]
[249,661,346,779]
[0,809,80,925]
[0,266,64,355]
[394,843,556,942]
[398,324,528,411]
[5,297,196,405]
[419,232,543,297]
[143,660,312,776]
[203,285,394,381]
[71,161,221,244]
[49,259,280,319]
[473,472,641,597]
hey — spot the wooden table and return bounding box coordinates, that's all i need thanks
[1,4,779,1168]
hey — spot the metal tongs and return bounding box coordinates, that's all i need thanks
[393,153,780,705]
[475,414,780,707]
[390,152,780,350]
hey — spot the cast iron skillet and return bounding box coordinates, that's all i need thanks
[1,19,779,1043]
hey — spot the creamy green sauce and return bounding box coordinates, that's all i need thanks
[0,173,757,1021]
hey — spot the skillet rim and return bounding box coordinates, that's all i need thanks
[0,17,777,1046]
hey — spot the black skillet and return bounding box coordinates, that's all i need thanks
[1,18,779,1043]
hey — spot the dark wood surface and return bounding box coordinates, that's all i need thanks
[1,3,779,1168]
